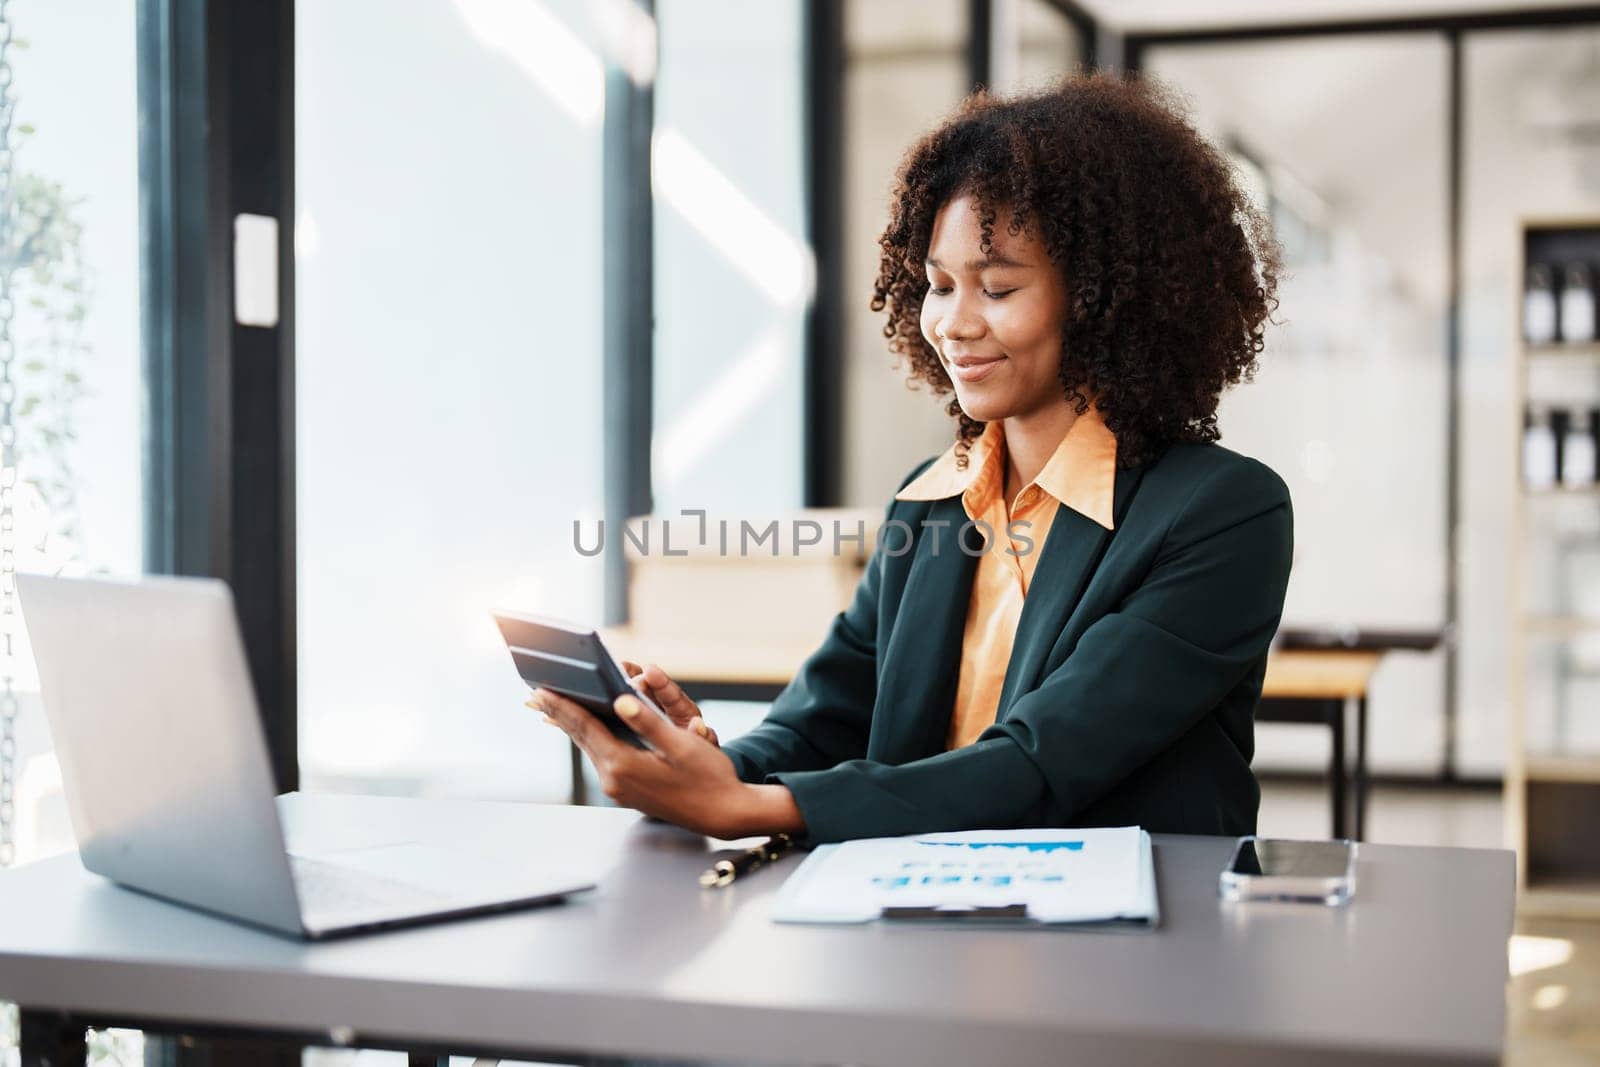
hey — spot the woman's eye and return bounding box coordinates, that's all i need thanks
[924,285,1012,298]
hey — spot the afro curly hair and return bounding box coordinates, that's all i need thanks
[870,72,1283,470]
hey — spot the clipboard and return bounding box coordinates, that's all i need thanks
[771,827,1159,929]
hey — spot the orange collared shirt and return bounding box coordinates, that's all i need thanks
[895,409,1118,749]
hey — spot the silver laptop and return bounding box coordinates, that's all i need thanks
[18,573,595,939]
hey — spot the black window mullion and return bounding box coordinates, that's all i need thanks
[136,0,297,793]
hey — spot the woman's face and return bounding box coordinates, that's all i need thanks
[920,193,1071,425]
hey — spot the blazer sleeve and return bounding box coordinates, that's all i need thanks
[720,459,936,784]
[766,457,1294,844]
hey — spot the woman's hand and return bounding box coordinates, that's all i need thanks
[528,686,802,839]
[618,660,718,747]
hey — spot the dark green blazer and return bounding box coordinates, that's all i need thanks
[722,441,1294,844]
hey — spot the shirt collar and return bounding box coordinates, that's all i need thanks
[894,406,1119,530]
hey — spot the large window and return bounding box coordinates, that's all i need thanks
[295,0,607,801]
[652,0,808,515]
[3,0,143,870]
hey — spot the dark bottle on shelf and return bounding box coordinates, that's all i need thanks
[1590,409,1600,485]
[1563,406,1598,486]
[1560,262,1596,344]
[1525,406,1558,489]
[1526,263,1558,345]
[1551,407,1572,488]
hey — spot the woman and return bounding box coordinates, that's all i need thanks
[533,73,1292,845]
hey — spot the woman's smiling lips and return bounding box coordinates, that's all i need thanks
[948,354,1006,383]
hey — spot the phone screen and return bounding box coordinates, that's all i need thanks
[1230,838,1352,879]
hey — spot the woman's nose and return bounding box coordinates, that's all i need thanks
[938,306,985,341]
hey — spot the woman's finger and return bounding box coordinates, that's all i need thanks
[613,692,687,759]
[624,672,664,710]
[531,701,593,762]
[527,689,576,738]
[619,659,671,712]
[532,688,609,758]
[640,663,698,721]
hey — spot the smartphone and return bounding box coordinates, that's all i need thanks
[492,610,669,749]
[1219,836,1357,905]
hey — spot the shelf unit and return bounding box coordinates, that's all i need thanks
[1526,485,1600,498]
[1527,341,1600,360]
[1509,217,1600,919]
[1523,615,1600,637]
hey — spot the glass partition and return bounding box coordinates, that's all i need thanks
[1147,35,1452,773]
[1462,28,1600,773]
[840,0,971,505]
[1017,0,1084,89]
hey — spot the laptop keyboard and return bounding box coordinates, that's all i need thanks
[289,854,456,918]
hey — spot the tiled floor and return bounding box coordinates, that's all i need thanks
[1509,915,1600,1066]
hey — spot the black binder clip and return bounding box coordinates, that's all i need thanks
[879,903,1031,921]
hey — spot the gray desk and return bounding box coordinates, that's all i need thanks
[0,793,1513,1066]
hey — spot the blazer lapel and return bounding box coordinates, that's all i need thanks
[874,496,980,763]
[995,461,1148,717]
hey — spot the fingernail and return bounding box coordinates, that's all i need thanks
[695,720,708,736]
[541,714,556,726]
[617,697,640,719]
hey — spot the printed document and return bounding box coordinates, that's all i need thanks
[771,826,1157,926]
